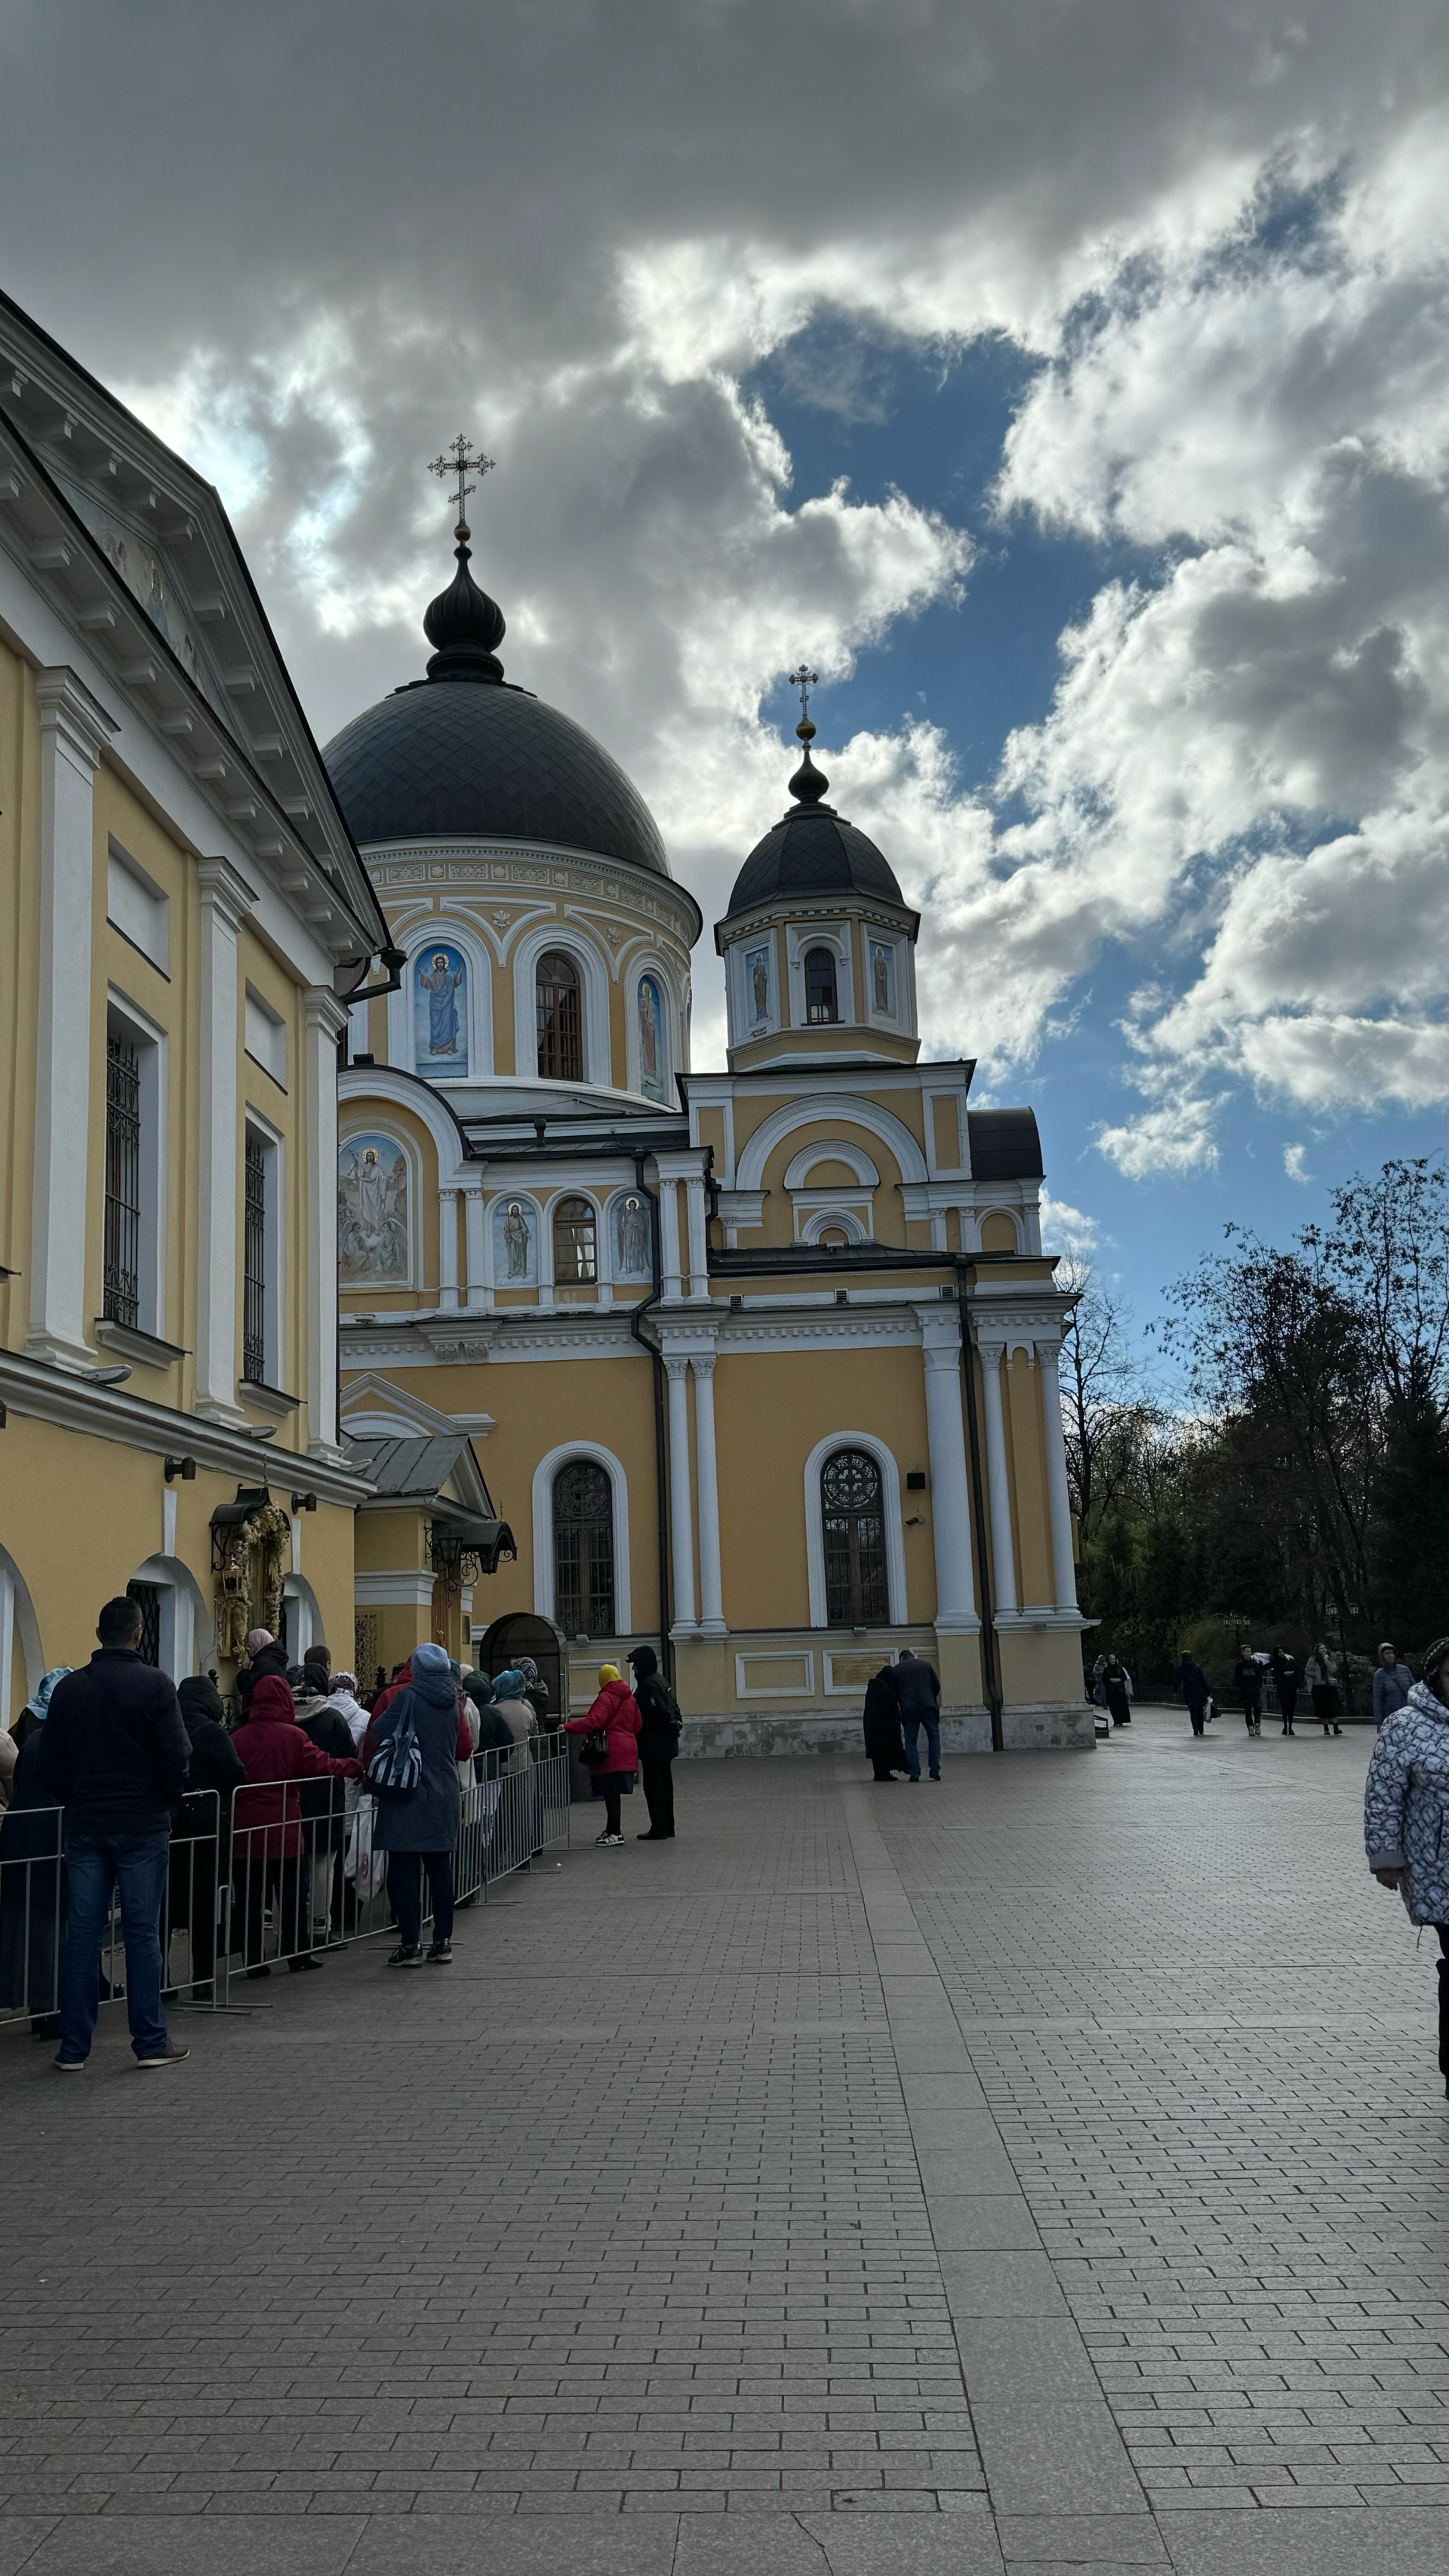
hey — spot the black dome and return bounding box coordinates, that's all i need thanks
[726,802,904,917]
[321,528,671,877]
[324,682,672,877]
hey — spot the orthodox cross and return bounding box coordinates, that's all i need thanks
[429,433,494,536]
[789,663,818,733]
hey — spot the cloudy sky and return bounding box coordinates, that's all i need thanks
[2,0,1443,1343]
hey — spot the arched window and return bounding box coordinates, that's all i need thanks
[553,1460,615,1636]
[821,1448,888,1625]
[552,1195,598,1286]
[537,949,583,1080]
[804,947,838,1024]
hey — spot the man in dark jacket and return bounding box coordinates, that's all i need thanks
[236,1629,289,1713]
[629,1645,680,1840]
[897,1649,943,1782]
[37,1596,192,2070]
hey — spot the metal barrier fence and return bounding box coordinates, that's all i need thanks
[1,1735,570,2030]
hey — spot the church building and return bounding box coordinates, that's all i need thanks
[331,476,1089,1750]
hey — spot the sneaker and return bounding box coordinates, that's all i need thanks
[594,1830,614,1846]
[426,1938,452,1965]
[929,1772,942,1782]
[602,1833,623,1847]
[52,2054,86,2072]
[388,1944,424,1968]
[134,2041,190,2070]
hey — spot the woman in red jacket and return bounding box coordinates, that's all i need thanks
[566,1664,641,1848]
[231,1674,362,1975]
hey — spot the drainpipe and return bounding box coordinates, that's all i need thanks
[629,1151,673,1687]
[955,1257,1003,1752]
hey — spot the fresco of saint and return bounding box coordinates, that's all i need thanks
[638,975,663,1099]
[494,1198,537,1285]
[747,946,770,1026]
[414,945,468,1075]
[614,1192,651,1280]
[337,1134,409,1283]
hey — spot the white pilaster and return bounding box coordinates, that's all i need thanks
[684,1173,709,1301]
[193,857,256,1423]
[1037,1343,1081,1615]
[463,1186,490,1310]
[26,669,116,1371]
[691,1353,725,1634]
[918,1313,978,1631]
[438,1186,461,1310]
[656,1177,683,1301]
[977,1337,1018,1615]
[303,987,349,1459]
[663,1354,697,1633]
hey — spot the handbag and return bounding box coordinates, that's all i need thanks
[579,1727,609,1763]
[367,1704,422,1803]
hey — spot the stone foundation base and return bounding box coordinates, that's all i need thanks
[677,1703,1093,1758]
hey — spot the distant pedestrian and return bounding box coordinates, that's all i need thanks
[630,1645,681,1840]
[491,1669,538,1767]
[1175,1653,1211,1736]
[460,1671,515,1857]
[1270,1647,1300,1734]
[232,1675,361,1977]
[515,1655,552,1731]
[167,1676,245,2000]
[897,1648,942,1781]
[1372,1644,1414,1731]
[1233,1646,1264,1736]
[566,1663,641,1847]
[863,1661,907,1782]
[1364,1634,1449,2095]
[36,1597,191,2071]
[1305,1644,1343,1737]
[368,1640,473,1967]
[293,1666,355,1944]
[10,1662,70,1753]
[1101,1652,1133,1728]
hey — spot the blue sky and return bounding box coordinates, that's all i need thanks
[746,320,1443,1359]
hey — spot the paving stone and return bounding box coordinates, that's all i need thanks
[995,2512,1168,2562]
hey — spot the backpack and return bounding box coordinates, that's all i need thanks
[366,1702,422,1803]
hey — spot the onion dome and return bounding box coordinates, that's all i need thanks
[323,525,672,879]
[723,706,904,918]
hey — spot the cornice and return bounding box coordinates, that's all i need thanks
[0,1347,372,1505]
[361,836,703,947]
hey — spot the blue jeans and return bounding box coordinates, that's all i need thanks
[903,1713,941,1780]
[58,1829,170,2062]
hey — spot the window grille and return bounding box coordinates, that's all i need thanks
[103,1034,143,1328]
[552,1195,598,1285]
[804,947,839,1024]
[126,1580,162,1668]
[821,1447,888,1624]
[553,1460,615,1636]
[243,1131,267,1383]
[537,949,583,1081]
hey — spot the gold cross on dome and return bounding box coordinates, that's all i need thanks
[789,663,817,724]
[429,434,495,534]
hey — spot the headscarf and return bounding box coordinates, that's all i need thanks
[494,1669,525,1700]
[462,1670,494,1707]
[329,1671,358,1694]
[598,1662,621,1685]
[244,1627,273,1656]
[25,1666,71,1722]
[516,1655,540,1685]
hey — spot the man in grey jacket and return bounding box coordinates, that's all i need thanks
[1364,1636,1449,2094]
[897,1649,943,1783]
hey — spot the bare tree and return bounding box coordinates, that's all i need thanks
[1057,1263,1158,1541]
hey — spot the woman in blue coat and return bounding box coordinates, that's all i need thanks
[368,1641,472,1967]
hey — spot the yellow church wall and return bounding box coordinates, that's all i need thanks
[696,1106,727,1167]
[932,1094,961,1168]
[711,1344,936,1630]
[979,1211,1017,1254]
[1005,1352,1053,1605]
[0,1405,355,1702]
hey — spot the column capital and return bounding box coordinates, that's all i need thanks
[690,1352,716,1382]
[303,985,350,1040]
[196,854,258,928]
[35,665,116,768]
[663,1353,691,1383]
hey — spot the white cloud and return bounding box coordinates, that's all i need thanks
[1038,1190,1100,1256]
[1,1,1441,1173]
[1283,1144,1309,1182]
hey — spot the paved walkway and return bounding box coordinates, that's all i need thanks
[2,1710,1446,2576]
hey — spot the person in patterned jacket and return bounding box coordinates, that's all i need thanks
[1364,1636,1449,2095]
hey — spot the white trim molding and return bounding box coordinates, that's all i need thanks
[531,1439,632,1637]
[511,921,612,1088]
[735,1093,929,1192]
[353,1571,438,1609]
[802,1430,909,1630]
